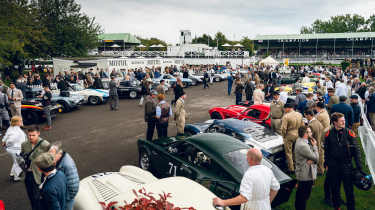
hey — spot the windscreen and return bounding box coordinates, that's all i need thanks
[224,149,291,184]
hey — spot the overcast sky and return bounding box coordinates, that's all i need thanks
[76,0,375,44]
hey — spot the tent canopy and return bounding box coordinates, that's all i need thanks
[233,43,244,47]
[259,56,279,65]
[222,43,232,47]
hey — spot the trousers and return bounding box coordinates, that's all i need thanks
[109,95,119,110]
[146,119,157,141]
[176,115,185,135]
[235,93,242,105]
[295,180,314,210]
[66,199,74,210]
[228,83,232,95]
[156,121,168,138]
[10,104,21,117]
[6,148,22,178]
[327,164,355,210]
[43,105,52,127]
[25,171,41,210]
[283,135,297,171]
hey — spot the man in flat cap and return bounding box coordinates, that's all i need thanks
[34,153,67,210]
[295,88,306,111]
[327,88,339,113]
[331,96,354,128]
[281,103,304,173]
[270,91,284,134]
[350,95,361,135]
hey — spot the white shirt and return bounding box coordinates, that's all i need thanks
[335,82,348,97]
[240,165,280,210]
[2,126,27,150]
[280,91,288,104]
[326,80,333,89]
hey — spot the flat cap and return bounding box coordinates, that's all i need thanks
[327,87,335,92]
[350,95,358,99]
[284,103,294,108]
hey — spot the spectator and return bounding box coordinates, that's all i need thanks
[1,116,26,182]
[49,142,80,210]
[327,88,339,113]
[234,78,244,105]
[34,153,67,210]
[324,112,363,210]
[252,84,264,105]
[295,88,306,111]
[7,83,23,118]
[213,148,280,210]
[156,80,166,95]
[367,87,375,129]
[144,90,158,141]
[294,126,319,210]
[173,77,184,105]
[156,94,172,138]
[350,95,361,135]
[21,126,50,210]
[331,96,354,128]
[227,73,234,96]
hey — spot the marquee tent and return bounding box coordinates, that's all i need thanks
[259,56,279,65]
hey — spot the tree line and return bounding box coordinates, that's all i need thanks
[301,14,375,34]
[0,0,102,70]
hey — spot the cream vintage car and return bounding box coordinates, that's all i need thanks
[74,165,229,210]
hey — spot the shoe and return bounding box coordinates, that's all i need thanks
[43,126,52,131]
[13,176,21,182]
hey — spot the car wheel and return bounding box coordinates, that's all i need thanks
[22,111,39,125]
[59,101,70,112]
[88,96,100,105]
[191,80,197,86]
[182,82,188,88]
[129,91,137,99]
[139,149,152,171]
[211,112,223,119]
[215,77,221,82]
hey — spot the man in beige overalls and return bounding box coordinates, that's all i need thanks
[270,91,284,134]
[281,103,304,173]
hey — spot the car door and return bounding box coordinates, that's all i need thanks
[242,108,263,124]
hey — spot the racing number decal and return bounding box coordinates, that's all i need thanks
[168,162,177,176]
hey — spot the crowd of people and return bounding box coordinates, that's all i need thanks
[222,63,374,210]
[1,61,374,210]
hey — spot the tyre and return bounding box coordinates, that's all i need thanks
[191,80,197,86]
[22,111,40,125]
[211,112,223,119]
[215,77,221,82]
[59,101,70,112]
[129,90,138,99]
[88,96,100,105]
[182,82,188,88]
[139,149,152,171]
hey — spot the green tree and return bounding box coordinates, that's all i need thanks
[301,14,368,33]
[0,0,48,69]
[240,37,254,55]
[32,0,102,57]
[136,37,168,51]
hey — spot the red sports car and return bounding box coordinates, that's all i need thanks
[209,104,271,127]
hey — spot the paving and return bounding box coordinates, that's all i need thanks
[0,81,234,210]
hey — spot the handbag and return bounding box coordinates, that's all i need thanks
[17,140,44,171]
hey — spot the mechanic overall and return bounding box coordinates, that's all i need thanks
[39,85,52,130]
[174,93,186,138]
[270,91,284,134]
[144,90,158,141]
[21,126,50,210]
[0,89,10,132]
[324,112,363,210]
[7,83,23,117]
[281,103,304,173]
[156,94,172,138]
[109,76,119,111]
[304,109,324,174]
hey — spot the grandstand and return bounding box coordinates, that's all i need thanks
[254,32,375,63]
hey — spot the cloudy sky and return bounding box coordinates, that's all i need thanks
[76,0,375,44]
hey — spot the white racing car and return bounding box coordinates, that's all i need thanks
[74,165,229,210]
[68,83,109,105]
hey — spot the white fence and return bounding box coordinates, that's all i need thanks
[358,97,375,183]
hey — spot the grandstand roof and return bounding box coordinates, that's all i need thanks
[254,32,375,40]
[98,33,141,44]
